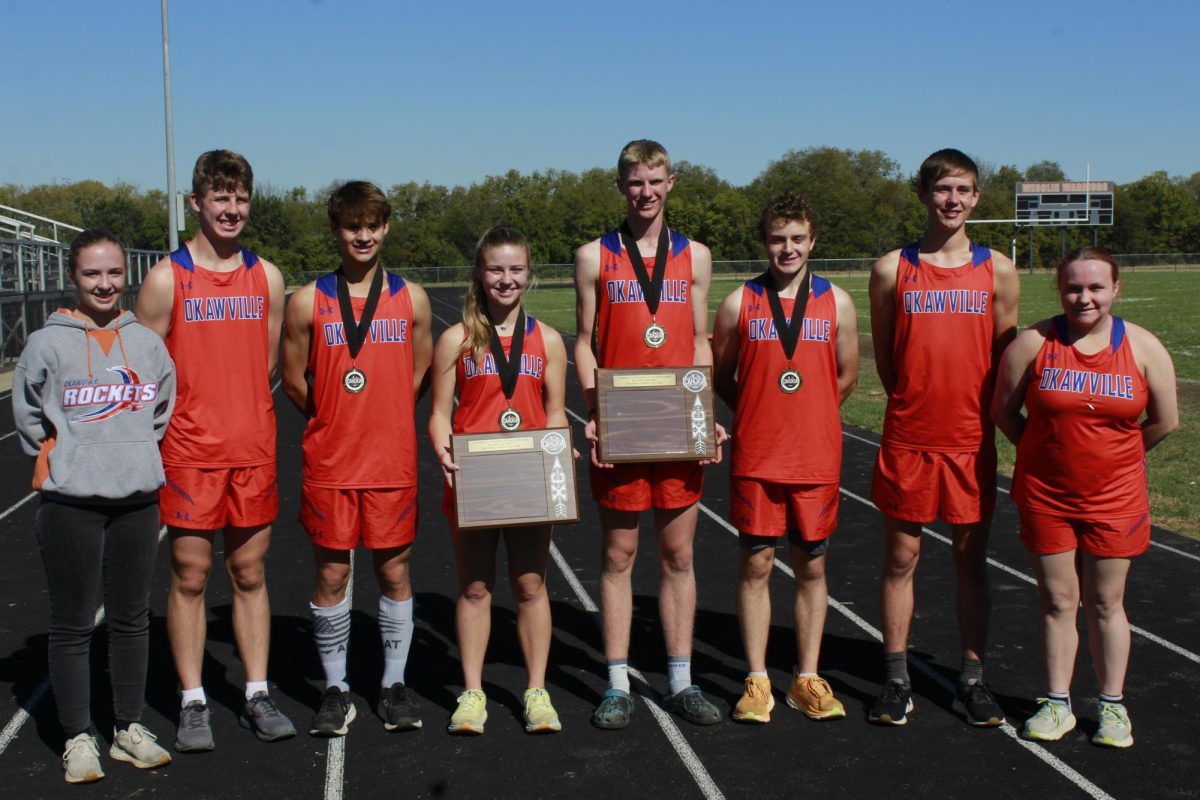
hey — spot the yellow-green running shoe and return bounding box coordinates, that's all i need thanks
[1092,702,1133,748]
[1022,698,1076,741]
[523,688,562,734]
[448,690,487,735]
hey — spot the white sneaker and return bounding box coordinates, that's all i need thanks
[1092,702,1133,748]
[1022,698,1076,741]
[110,722,172,769]
[63,732,104,784]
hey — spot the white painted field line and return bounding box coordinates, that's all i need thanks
[323,549,353,800]
[0,492,36,521]
[835,484,1200,668]
[0,430,16,443]
[548,542,725,800]
[0,526,169,757]
[694,503,1116,800]
[840,428,1200,563]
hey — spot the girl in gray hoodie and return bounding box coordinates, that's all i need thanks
[13,230,176,784]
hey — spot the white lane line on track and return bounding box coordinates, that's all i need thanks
[0,493,37,521]
[0,430,16,443]
[0,526,169,757]
[548,541,726,800]
[693,503,1117,800]
[839,428,1200,564]
[323,550,353,800]
[835,484,1200,666]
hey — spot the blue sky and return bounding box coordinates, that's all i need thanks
[3,0,1197,196]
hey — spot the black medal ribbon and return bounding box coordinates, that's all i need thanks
[619,220,670,317]
[487,308,527,404]
[763,269,812,364]
[336,265,385,362]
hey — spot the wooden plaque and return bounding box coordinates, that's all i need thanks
[595,366,716,463]
[450,427,580,531]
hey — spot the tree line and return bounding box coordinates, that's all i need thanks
[4,148,1198,282]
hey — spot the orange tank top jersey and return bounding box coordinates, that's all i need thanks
[160,245,274,467]
[732,274,841,483]
[454,316,548,434]
[1013,316,1149,517]
[882,241,996,453]
[596,229,695,368]
[303,271,416,488]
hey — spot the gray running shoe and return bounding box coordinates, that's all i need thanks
[376,683,422,731]
[110,722,171,769]
[62,732,104,784]
[309,686,356,737]
[240,691,297,742]
[175,701,215,752]
[665,685,722,726]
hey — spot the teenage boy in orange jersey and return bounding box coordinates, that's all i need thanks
[574,139,726,729]
[867,148,1020,727]
[712,192,858,724]
[281,182,432,737]
[136,150,293,750]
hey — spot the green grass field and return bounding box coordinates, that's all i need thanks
[524,270,1199,537]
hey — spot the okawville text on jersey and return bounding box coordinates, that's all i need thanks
[901,289,989,315]
[747,317,832,343]
[605,279,688,305]
[321,317,409,346]
[182,295,265,322]
[1038,368,1137,399]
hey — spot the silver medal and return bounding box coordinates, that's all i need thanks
[779,369,802,394]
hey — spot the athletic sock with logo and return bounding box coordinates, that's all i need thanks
[311,598,351,691]
[378,595,414,686]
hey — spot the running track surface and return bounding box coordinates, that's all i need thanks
[0,285,1197,800]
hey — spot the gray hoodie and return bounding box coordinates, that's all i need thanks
[12,309,175,503]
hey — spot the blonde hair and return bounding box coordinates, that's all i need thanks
[617,139,671,181]
[462,225,534,361]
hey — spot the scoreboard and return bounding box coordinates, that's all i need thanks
[1015,181,1114,226]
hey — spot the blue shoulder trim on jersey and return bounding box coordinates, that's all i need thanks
[525,315,537,334]
[600,230,622,255]
[387,272,406,295]
[171,246,195,273]
[970,241,990,267]
[812,275,832,298]
[900,244,921,267]
[1111,316,1126,351]
[316,272,337,298]
[670,229,689,257]
[241,248,260,269]
[744,274,768,297]
[1053,314,1069,343]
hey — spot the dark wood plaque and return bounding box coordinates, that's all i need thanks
[450,427,580,530]
[595,366,716,463]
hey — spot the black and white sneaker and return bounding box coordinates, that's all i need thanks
[309,687,356,737]
[868,680,914,726]
[376,683,422,731]
[954,680,1005,727]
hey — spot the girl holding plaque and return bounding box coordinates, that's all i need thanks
[429,225,572,735]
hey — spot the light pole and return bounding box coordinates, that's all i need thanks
[161,0,179,251]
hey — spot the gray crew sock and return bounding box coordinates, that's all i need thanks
[960,657,984,685]
[884,651,910,686]
[311,598,351,691]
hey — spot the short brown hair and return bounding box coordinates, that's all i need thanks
[192,149,254,197]
[68,229,127,275]
[617,139,671,181]
[759,192,817,242]
[1056,245,1119,286]
[327,181,392,226]
[917,148,978,196]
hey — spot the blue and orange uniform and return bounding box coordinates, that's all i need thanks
[299,271,418,549]
[730,274,841,539]
[592,228,702,510]
[158,245,277,529]
[1013,316,1150,557]
[872,241,998,524]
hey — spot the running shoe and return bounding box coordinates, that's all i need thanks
[732,675,775,723]
[62,732,104,784]
[523,687,562,734]
[240,691,297,741]
[175,701,215,752]
[110,722,172,769]
[309,686,356,737]
[448,689,487,735]
[377,682,423,731]
[591,688,634,730]
[787,674,846,720]
[1091,703,1133,748]
[1022,698,1076,741]
[953,680,1005,727]
[868,680,914,726]
[665,685,722,726]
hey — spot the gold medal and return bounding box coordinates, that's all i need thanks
[779,369,802,394]
[498,407,523,431]
[644,322,667,349]
[343,367,367,394]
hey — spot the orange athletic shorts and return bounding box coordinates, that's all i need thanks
[300,483,419,551]
[871,443,996,525]
[160,463,278,530]
[1018,507,1150,559]
[730,477,839,541]
[589,460,703,511]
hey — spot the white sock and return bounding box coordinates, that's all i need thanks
[607,660,630,694]
[181,687,206,708]
[378,595,414,687]
[667,655,691,696]
[311,598,351,691]
[245,680,269,700]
